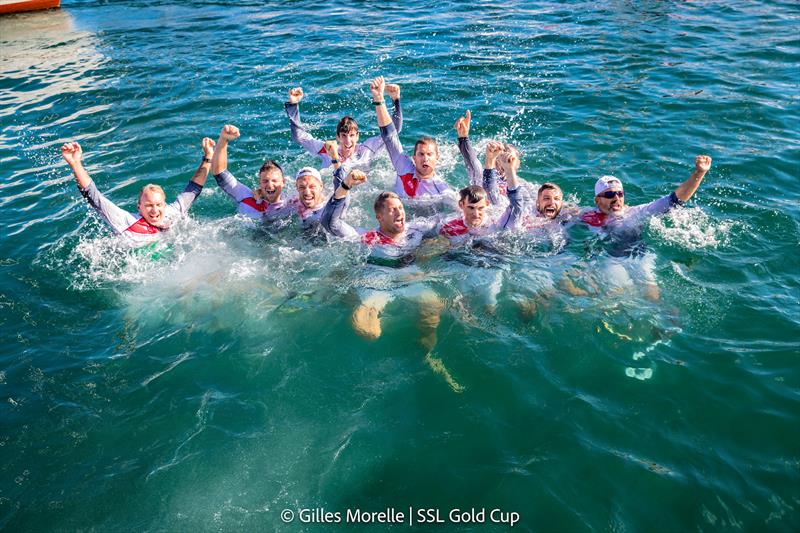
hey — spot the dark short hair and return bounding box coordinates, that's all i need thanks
[374,191,401,213]
[336,116,359,136]
[259,159,284,177]
[414,136,438,155]
[459,185,487,204]
[537,182,562,197]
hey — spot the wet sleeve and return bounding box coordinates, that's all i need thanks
[214,169,253,203]
[331,166,345,190]
[78,180,138,234]
[358,100,403,163]
[321,195,359,239]
[168,180,203,217]
[459,137,483,186]
[496,185,525,230]
[359,134,385,160]
[379,122,414,175]
[391,98,403,133]
[483,168,501,205]
[631,192,682,218]
[284,102,326,158]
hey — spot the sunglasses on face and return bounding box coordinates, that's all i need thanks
[600,190,624,199]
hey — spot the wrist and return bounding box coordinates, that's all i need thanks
[372,99,385,105]
[340,181,352,191]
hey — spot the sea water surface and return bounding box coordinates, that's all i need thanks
[1,1,799,531]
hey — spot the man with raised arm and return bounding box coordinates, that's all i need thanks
[371,76,452,200]
[439,142,527,243]
[576,155,713,299]
[211,124,293,219]
[284,83,403,172]
[454,109,523,201]
[580,156,713,240]
[60,139,212,244]
[211,124,328,231]
[320,156,446,343]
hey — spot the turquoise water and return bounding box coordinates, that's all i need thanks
[1,1,799,531]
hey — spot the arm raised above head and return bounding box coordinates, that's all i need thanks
[284,87,326,157]
[61,142,91,190]
[190,137,215,187]
[385,82,403,132]
[674,155,711,202]
[321,168,364,239]
[211,124,239,176]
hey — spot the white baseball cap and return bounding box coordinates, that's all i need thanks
[295,167,322,182]
[594,175,623,196]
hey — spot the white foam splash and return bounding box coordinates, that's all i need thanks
[649,207,737,251]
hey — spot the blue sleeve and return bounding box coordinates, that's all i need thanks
[321,195,359,239]
[391,99,403,133]
[495,186,525,230]
[169,180,203,216]
[632,192,683,218]
[483,168,501,205]
[284,101,325,157]
[459,137,483,186]
[379,122,412,175]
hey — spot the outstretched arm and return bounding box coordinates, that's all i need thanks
[169,137,216,216]
[372,76,392,128]
[324,139,346,190]
[455,110,483,186]
[360,81,406,156]
[674,155,711,202]
[61,142,92,190]
[482,141,505,204]
[61,142,137,234]
[495,151,527,229]
[284,87,326,157]
[211,124,239,176]
[371,76,410,175]
[190,137,214,187]
[385,82,403,132]
[321,169,366,238]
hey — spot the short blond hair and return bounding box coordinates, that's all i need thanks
[138,184,165,202]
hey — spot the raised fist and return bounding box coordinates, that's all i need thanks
[324,140,339,160]
[60,142,83,166]
[485,140,504,160]
[497,151,519,175]
[454,110,471,138]
[370,76,385,101]
[385,83,400,101]
[345,169,368,188]
[695,155,712,173]
[288,87,304,104]
[202,137,215,158]
[220,124,240,141]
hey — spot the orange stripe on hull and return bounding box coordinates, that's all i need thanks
[0,0,60,15]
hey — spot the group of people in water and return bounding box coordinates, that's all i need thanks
[60,75,712,350]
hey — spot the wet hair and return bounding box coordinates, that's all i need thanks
[259,159,284,177]
[414,136,439,156]
[138,184,165,202]
[459,185,488,204]
[537,182,562,198]
[336,116,359,136]
[374,191,401,213]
